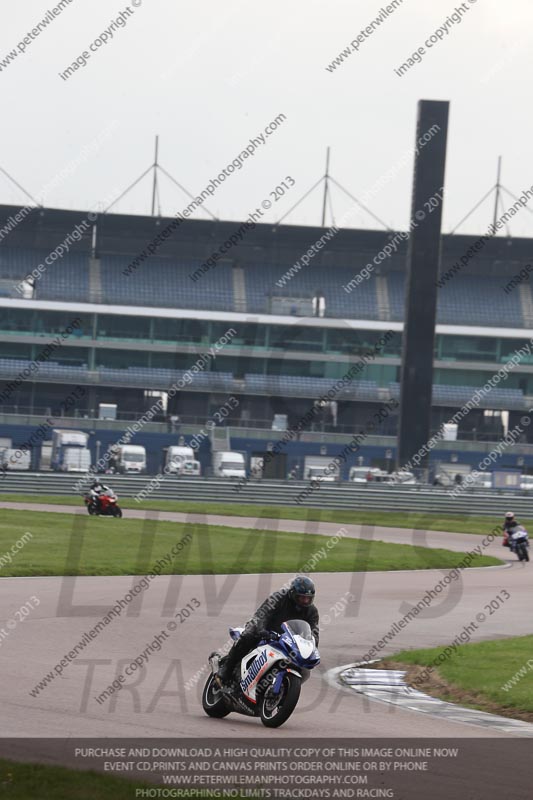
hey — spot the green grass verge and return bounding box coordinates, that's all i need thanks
[385,635,533,719]
[0,493,511,536]
[0,758,254,799]
[0,509,501,577]
[0,758,152,800]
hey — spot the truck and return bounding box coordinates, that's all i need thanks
[111,445,147,474]
[164,446,201,476]
[0,448,31,471]
[179,458,201,477]
[212,451,246,479]
[51,429,92,472]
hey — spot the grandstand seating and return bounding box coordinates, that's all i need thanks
[98,365,235,391]
[387,272,404,320]
[2,353,526,410]
[389,381,525,409]
[0,359,89,383]
[245,374,379,400]
[436,275,521,326]
[0,356,382,400]
[97,256,234,311]
[388,271,524,326]
[248,264,380,319]
[38,259,90,303]
[0,358,236,393]
[0,244,527,327]
[0,247,90,301]
[0,247,45,280]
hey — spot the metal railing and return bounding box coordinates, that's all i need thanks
[1,472,532,516]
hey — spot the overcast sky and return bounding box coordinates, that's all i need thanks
[1,0,532,237]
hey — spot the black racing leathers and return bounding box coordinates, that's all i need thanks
[248,588,320,643]
[218,588,319,682]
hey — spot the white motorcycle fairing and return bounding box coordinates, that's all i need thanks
[239,643,287,704]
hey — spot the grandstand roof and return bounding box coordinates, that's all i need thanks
[0,202,531,273]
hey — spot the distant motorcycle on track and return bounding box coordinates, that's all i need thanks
[83,489,123,518]
[509,525,529,562]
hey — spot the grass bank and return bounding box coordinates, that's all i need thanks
[0,758,152,800]
[0,509,501,577]
[384,635,533,723]
[0,493,510,537]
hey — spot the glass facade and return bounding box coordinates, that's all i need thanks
[0,306,531,389]
[0,308,92,336]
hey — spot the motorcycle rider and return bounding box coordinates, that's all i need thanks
[508,523,529,555]
[89,479,111,512]
[502,511,518,548]
[216,576,319,690]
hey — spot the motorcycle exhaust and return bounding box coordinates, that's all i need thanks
[208,652,220,673]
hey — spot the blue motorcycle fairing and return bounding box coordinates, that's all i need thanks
[272,670,285,694]
[278,627,320,669]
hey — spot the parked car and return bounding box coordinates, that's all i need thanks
[386,470,417,485]
[349,467,385,483]
[467,473,493,490]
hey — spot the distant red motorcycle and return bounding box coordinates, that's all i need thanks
[83,490,123,518]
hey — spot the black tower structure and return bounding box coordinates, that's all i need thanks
[397,99,450,470]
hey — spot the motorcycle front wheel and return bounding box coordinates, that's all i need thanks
[112,506,123,518]
[202,673,231,718]
[517,543,529,562]
[260,672,301,728]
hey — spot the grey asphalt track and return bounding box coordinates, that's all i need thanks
[0,502,528,741]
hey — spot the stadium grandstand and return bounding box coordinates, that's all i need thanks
[1,202,533,478]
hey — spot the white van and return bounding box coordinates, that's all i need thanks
[165,446,201,476]
[305,465,336,482]
[213,451,246,479]
[114,445,147,473]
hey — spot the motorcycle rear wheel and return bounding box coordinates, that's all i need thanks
[260,673,301,728]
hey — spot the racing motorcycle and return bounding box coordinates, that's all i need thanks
[509,525,529,562]
[202,619,320,728]
[83,490,123,518]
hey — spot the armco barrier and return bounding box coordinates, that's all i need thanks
[1,472,533,516]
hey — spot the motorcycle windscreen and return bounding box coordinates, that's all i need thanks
[281,619,319,664]
[281,620,313,640]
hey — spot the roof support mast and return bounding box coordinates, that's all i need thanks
[493,155,502,231]
[321,146,330,228]
[151,135,159,217]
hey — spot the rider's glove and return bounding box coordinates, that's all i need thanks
[259,630,279,642]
